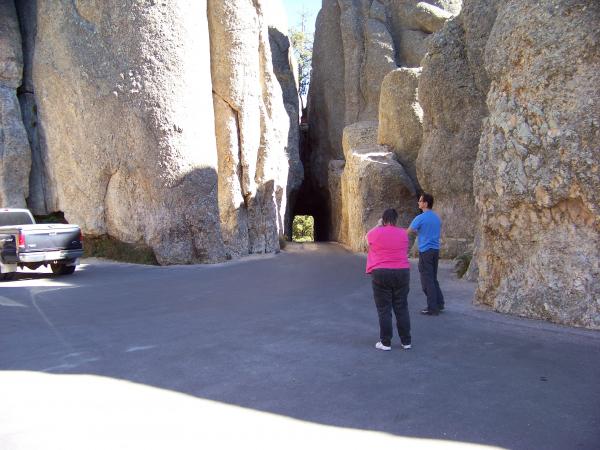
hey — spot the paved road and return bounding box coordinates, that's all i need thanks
[1,243,599,449]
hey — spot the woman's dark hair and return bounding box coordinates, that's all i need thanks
[382,208,398,225]
[421,193,434,209]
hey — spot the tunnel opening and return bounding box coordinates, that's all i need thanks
[291,215,314,242]
[290,123,331,242]
[291,181,330,242]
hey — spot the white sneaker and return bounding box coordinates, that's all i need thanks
[401,344,412,350]
[375,341,391,351]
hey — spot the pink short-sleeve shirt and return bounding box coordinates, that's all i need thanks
[366,225,410,273]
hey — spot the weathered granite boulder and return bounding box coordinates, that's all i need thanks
[308,0,397,189]
[308,0,458,240]
[417,0,495,258]
[474,0,600,329]
[386,0,462,67]
[398,29,430,68]
[31,1,225,264]
[1,0,299,264]
[208,0,301,257]
[0,0,30,208]
[338,121,416,251]
[377,67,423,188]
[412,1,454,33]
[306,0,347,192]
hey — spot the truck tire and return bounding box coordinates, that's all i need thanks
[0,267,13,281]
[51,263,76,275]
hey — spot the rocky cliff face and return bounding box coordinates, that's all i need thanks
[473,0,600,328]
[308,0,460,246]
[0,0,30,208]
[209,0,301,258]
[1,0,300,265]
[309,0,598,329]
[337,121,415,251]
[418,0,600,328]
[30,0,226,264]
[417,0,496,258]
[378,67,423,190]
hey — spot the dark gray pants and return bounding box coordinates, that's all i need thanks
[418,249,445,312]
[371,268,411,347]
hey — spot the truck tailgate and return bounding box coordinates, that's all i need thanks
[20,226,82,252]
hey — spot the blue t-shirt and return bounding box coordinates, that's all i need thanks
[409,210,441,252]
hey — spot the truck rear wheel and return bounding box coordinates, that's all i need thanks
[50,263,76,275]
[0,263,16,280]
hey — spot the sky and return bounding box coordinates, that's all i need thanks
[282,0,322,32]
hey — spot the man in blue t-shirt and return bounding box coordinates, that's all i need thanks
[408,193,445,316]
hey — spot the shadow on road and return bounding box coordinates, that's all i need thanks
[1,243,599,449]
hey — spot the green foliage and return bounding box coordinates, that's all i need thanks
[84,235,159,265]
[292,215,314,242]
[289,10,313,107]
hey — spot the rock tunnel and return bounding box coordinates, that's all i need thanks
[290,124,331,242]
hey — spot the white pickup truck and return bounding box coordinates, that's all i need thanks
[0,208,83,279]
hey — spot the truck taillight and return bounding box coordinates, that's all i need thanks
[18,233,25,247]
[79,231,83,242]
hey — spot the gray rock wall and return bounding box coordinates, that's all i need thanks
[0,0,30,208]
[378,67,423,188]
[0,0,301,264]
[385,0,461,67]
[30,1,224,264]
[307,0,347,190]
[308,0,458,245]
[339,121,416,251]
[266,5,304,238]
[15,0,48,216]
[208,0,301,257]
[309,0,598,330]
[473,0,600,328]
[416,0,599,328]
[417,0,496,258]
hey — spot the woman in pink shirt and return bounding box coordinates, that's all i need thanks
[365,208,411,351]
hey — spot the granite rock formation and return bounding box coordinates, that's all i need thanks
[308,0,598,329]
[417,0,495,258]
[0,0,300,264]
[15,0,47,216]
[308,0,458,244]
[473,0,600,328]
[0,0,30,208]
[266,4,304,239]
[333,121,416,251]
[378,67,423,188]
[29,1,225,264]
[387,0,461,67]
[209,0,301,258]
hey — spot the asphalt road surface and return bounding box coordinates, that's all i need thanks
[1,243,599,449]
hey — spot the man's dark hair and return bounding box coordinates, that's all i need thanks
[382,208,398,225]
[420,193,434,209]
